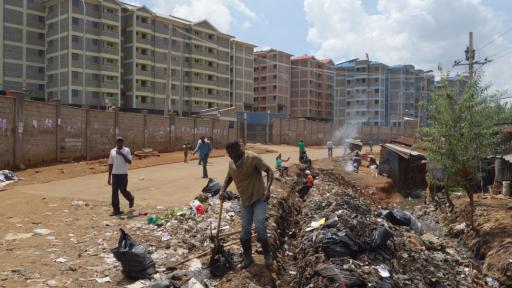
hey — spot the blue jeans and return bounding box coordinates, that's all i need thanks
[240,199,268,242]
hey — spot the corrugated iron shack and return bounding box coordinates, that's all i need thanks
[379,141,426,190]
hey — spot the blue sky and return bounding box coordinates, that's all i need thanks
[132,0,512,91]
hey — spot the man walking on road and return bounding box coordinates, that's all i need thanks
[193,136,212,178]
[327,140,334,158]
[107,137,134,216]
[220,141,274,268]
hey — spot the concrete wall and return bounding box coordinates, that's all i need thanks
[146,115,170,153]
[23,101,57,167]
[359,125,416,143]
[0,97,15,168]
[59,106,87,160]
[87,110,115,160]
[271,119,333,146]
[117,112,145,152]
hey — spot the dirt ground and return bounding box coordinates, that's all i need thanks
[11,144,276,187]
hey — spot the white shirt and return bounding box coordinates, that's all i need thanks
[327,141,333,148]
[108,147,132,174]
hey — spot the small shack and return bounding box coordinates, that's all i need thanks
[345,139,363,153]
[379,141,426,190]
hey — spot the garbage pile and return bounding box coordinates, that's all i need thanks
[280,170,485,287]
[0,170,17,187]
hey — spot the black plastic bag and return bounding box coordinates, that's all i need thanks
[321,230,364,258]
[383,209,422,233]
[315,264,367,287]
[111,229,156,280]
[202,178,221,197]
[383,209,411,226]
[367,227,394,251]
[223,190,239,201]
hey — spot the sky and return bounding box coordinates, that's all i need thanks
[128,0,512,93]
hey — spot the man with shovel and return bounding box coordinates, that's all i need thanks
[220,140,274,268]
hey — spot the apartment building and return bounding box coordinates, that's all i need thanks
[253,49,292,115]
[335,59,387,127]
[334,58,434,127]
[1,0,255,115]
[290,55,334,121]
[230,39,256,112]
[1,0,46,100]
[45,0,122,107]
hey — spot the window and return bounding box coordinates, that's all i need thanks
[38,16,44,23]
[374,111,379,115]
[93,74,99,81]
[38,84,44,91]
[72,17,79,26]
[346,101,351,106]
[374,100,379,104]
[347,80,351,85]
[103,41,114,48]
[104,7,115,14]
[72,89,79,97]
[72,71,79,79]
[72,53,79,61]
[92,22,99,29]
[103,58,114,64]
[92,39,99,46]
[72,0,79,7]
[208,34,214,40]
[38,50,44,57]
[374,88,379,93]
[104,75,114,81]
[273,75,277,79]
[38,33,44,40]
[38,67,44,73]
[140,96,147,103]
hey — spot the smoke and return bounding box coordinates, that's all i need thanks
[333,123,362,146]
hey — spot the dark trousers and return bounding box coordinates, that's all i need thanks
[202,153,210,178]
[184,150,188,163]
[296,185,312,199]
[111,174,133,212]
[328,148,333,157]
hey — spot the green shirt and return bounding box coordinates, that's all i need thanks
[228,151,267,206]
[299,141,305,152]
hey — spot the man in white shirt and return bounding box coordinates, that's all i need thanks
[327,140,334,158]
[108,137,134,216]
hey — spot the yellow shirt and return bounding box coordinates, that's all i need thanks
[228,151,268,206]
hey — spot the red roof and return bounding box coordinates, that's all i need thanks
[320,59,333,64]
[390,136,415,147]
[292,54,315,61]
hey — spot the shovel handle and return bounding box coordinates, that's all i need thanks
[215,198,224,241]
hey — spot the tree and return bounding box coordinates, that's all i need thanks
[417,72,510,229]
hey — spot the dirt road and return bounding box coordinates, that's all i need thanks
[5,145,338,208]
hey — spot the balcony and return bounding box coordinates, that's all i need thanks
[136,85,153,93]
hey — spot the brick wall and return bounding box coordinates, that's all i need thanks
[146,115,170,152]
[88,110,115,160]
[23,101,57,166]
[0,97,15,168]
[195,118,213,145]
[212,120,229,149]
[59,106,86,160]
[174,117,195,150]
[117,112,144,152]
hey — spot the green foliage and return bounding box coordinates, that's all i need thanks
[417,72,511,185]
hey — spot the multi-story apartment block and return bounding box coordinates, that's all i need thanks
[253,49,292,115]
[334,58,434,127]
[335,59,387,127]
[230,39,256,112]
[0,0,255,115]
[1,0,47,100]
[290,55,334,121]
[45,0,122,107]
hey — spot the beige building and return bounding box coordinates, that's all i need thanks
[253,49,292,115]
[290,55,334,121]
[230,39,256,112]
[335,59,388,126]
[0,0,255,115]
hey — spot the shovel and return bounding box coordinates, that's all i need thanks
[208,198,234,277]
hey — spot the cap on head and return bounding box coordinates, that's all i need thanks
[116,136,124,142]
[305,170,311,175]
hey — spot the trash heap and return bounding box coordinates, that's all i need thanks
[279,170,485,287]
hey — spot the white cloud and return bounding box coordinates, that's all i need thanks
[150,0,255,32]
[304,0,512,91]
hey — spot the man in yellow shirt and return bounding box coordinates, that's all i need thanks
[220,141,274,268]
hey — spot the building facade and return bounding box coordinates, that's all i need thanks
[0,0,255,115]
[230,39,256,112]
[334,58,434,127]
[1,0,47,100]
[253,49,292,115]
[290,55,334,121]
[335,59,387,126]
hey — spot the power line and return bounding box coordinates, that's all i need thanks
[478,27,512,51]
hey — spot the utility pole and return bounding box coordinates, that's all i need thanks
[453,32,492,79]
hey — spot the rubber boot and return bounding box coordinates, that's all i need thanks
[240,239,254,269]
[260,239,273,267]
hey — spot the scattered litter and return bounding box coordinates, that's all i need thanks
[383,209,423,233]
[305,218,326,231]
[46,280,59,287]
[185,278,205,288]
[161,233,171,241]
[32,228,52,236]
[374,264,391,277]
[94,276,112,283]
[71,200,85,207]
[188,258,202,270]
[4,232,32,240]
[55,257,67,263]
[201,178,221,197]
